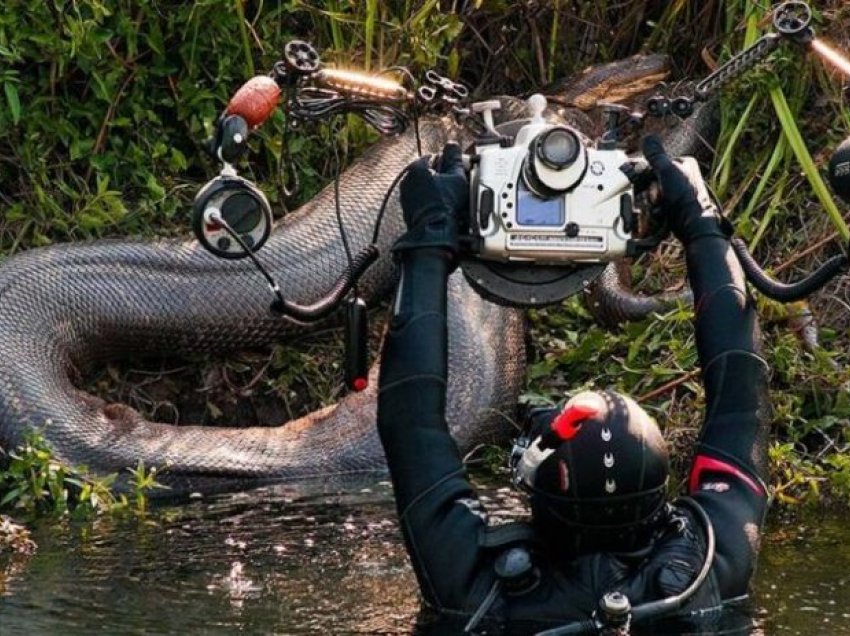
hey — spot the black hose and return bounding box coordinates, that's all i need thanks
[732,237,848,303]
[269,244,379,322]
[629,498,715,623]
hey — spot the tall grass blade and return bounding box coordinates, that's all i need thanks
[407,0,439,30]
[547,0,561,84]
[364,0,378,70]
[233,0,254,77]
[770,86,850,241]
[329,1,345,51]
[750,173,789,249]
[739,135,788,227]
[713,93,758,197]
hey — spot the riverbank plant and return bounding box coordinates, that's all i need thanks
[0,432,162,519]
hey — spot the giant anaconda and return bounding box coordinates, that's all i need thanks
[0,116,527,494]
[0,55,713,495]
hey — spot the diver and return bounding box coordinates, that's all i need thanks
[376,137,771,634]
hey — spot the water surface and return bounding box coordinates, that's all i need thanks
[1,480,847,635]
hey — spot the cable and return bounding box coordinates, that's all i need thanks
[731,237,848,302]
[278,84,301,198]
[330,120,358,297]
[288,87,410,136]
[381,66,423,156]
[628,498,716,623]
[266,59,437,318]
[206,210,286,307]
[207,208,378,322]
[705,188,848,302]
[370,161,421,245]
[207,53,462,323]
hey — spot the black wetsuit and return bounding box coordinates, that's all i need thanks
[377,229,771,632]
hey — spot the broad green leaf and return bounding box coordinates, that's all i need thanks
[4,81,21,124]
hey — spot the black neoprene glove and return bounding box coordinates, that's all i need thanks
[643,135,730,244]
[393,143,468,256]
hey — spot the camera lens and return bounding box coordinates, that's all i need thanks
[221,192,262,234]
[536,128,579,169]
[522,125,586,197]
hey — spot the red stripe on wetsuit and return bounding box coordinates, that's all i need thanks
[688,454,765,496]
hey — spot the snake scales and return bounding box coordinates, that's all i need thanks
[0,55,713,495]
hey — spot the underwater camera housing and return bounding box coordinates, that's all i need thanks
[462,95,659,306]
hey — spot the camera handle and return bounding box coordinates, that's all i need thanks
[471,100,502,137]
[619,157,847,302]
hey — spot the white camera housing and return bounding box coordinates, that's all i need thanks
[469,94,637,264]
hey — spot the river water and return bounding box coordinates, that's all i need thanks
[0,479,847,635]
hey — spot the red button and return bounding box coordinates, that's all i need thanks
[352,377,368,392]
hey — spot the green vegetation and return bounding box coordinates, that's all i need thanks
[0,432,162,519]
[1,0,849,514]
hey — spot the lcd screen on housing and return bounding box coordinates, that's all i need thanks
[516,185,564,226]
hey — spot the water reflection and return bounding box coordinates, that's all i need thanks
[757,518,850,634]
[0,480,847,635]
